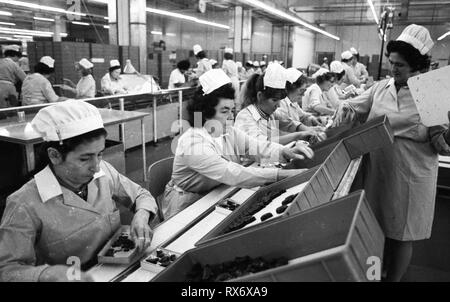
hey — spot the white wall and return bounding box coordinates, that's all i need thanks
[292,27,315,69]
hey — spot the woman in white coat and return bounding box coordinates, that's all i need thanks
[333,24,450,282]
[62,58,96,99]
[162,69,314,219]
[301,68,336,116]
[193,44,212,79]
[0,100,157,282]
[222,47,240,106]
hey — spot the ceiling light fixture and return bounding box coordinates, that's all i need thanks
[33,17,55,22]
[71,21,90,26]
[367,0,379,25]
[0,10,12,16]
[239,0,339,40]
[146,7,229,29]
[0,21,15,26]
[0,0,86,17]
[437,31,450,41]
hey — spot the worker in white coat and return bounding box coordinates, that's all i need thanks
[21,56,67,106]
[235,63,325,145]
[193,44,212,79]
[274,67,324,129]
[101,60,128,95]
[350,47,369,83]
[0,45,26,108]
[161,69,315,219]
[341,50,361,88]
[62,58,96,99]
[222,47,240,108]
[333,24,450,282]
[0,100,158,282]
[302,68,336,116]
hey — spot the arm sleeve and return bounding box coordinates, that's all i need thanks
[181,134,279,188]
[307,88,323,111]
[42,79,59,103]
[0,197,50,282]
[77,79,96,99]
[14,64,26,82]
[101,76,113,95]
[234,109,270,141]
[101,161,158,215]
[429,125,450,156]
[345,67,361,88]
[273,108,303,129]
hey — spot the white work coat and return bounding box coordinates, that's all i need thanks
[352,62,369,81]
[302,84,334,116]
[273,97,313,128]
[344,78,450,241]
[101,73,127,95]
[234,104,299,143]
[222,59,240,103]
[21,73,59,106]
[195,58,212,78]
[76,74,96,99]
[162,126,285,219]
[0,161,157,281]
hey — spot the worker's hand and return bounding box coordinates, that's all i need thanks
[332,102,355,128]
[307,115,322,126]
[282,141,314,162]
[130,209,153,253]
[39,265,94,282]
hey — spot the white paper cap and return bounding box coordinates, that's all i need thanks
[312,68,330,79]
[110,59,121,68]
[350,47,358,55]
[31,100,104,142]
[246,60,253,65]
[209,59,217,65]
[260,61,267,66]
[341,51,353,60]
[40,56,55,68]
[3,44,21,53]
[330,61,344,73]
[285,67,303,84]
[199,69,232,95]
[193,44,203,55]
[253,61,260,67]
[78,58,93,69]
[264,62,287,89]
[396,24,434,55]
[224,47,233,54]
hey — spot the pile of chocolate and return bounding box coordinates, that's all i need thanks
[186,256,289,282]
[104,233,135,257]
[145,249,177,267]
[218,199,240,211]
[223,190,298,234]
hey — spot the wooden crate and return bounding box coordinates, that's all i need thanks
[152,191,384,282]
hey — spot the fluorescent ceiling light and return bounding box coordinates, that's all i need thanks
[0,21,15,26]
[0,26,67,37]
[72,21,90,26]
[14,34,32,39]
[367,0,379,25]
[438,31,450,41]
[103,17,109,20]
[33,17,55,22]
[166,33,176,37]
[0,10,12,16]
[151,31,162,35]
[0,35,13,40]
[103,25,110,29]
[0,0,86,17]
[146,7,229,29]
[240,0,339,40]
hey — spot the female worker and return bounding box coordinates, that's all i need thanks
[101,60,128,95]
[162,69,314,219]
[62,58,96,99]
[0,100,158,282]
[235,63,325,145]
[0,45,26,108]
[301,68,336,116]
[222,47,240,106]
[341,50,362,89]
[21,56,67,106]
[168,60,190,90]
[333,24,450,282]
[193,44,212,78]
[274,67,323,128]
[320,61,349,110]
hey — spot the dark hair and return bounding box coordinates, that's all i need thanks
[196,50,206,59]
[341,58,352,63]
[224,53,233,60]
[35,128,108,173]
[109,66,121,73]
[354,53,360,61]
[245,62,253,68]
[4,50,21,58]
[286,74,308,93]
[242,73,287,108]
[80,68,92,77]
[334,70,345,81]
[177,60,190,71]
[386,40,431,72]
[188,83,235,127]
[315,72,335,85]
[34,62,54,75]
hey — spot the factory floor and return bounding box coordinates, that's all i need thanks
[124,138,450,282]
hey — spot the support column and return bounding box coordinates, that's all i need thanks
[53,16,62,42]
[108,0,147,73]
[242,9,252,55]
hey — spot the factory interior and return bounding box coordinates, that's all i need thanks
[0,0,450,283]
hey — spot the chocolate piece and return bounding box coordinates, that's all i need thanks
[260,213,273,222]
[276,205,288,214]
[282,194,297,206]
[146,257,159,264]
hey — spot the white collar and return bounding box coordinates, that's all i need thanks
[246,104,264,122]
[35,165,106,203]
